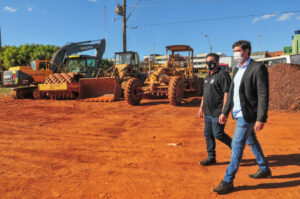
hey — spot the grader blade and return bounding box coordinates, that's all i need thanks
[78,78,122,101]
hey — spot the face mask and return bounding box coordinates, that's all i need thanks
[234,52,243,63]
[207,61,217,70]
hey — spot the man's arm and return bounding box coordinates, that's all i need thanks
[255,64,269,131]
[221,71,232,116]
[222,93,229,110]
[198,96,204,118]
[219,71,233,124]
[219,92,229,124]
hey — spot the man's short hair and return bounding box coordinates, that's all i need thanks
[206,53,220,62]
[232,40,251,56]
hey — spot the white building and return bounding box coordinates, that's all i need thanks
[144,52,238,70]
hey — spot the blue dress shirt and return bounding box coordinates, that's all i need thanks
[232,58,251,118]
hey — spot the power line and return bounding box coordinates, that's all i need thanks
[132,10,300,28]
[127,0,217,7]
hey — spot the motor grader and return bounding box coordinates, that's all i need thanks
[125,45,204,106]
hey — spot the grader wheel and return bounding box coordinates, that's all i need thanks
[125,78,143,106]
[168,76,184,106]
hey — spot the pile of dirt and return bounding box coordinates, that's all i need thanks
[268,63,300,111]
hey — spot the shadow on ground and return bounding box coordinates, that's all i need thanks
[234,179,300,192]
[217,154,300,192]
[217,153,300,167]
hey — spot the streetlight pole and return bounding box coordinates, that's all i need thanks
[153,43,156,63]
[259,34,262,58]
[204,34,213,53]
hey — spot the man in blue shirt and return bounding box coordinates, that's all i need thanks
[213,40,271,194]
[198,53,232,166]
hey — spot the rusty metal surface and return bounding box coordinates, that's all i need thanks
[78,78,122,100]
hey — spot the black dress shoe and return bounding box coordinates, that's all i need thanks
[213,180,234,194]
[199,158,216,166]
[249,168,272,179]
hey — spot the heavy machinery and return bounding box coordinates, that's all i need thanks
[77,51,146,102]
[125,45,204,106]
[11,39,106,99]
[3,60,53,87]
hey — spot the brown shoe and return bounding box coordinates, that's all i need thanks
[213,180,234,194]
[249,169,272,179]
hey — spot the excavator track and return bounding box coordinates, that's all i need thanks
[11,89,18,99]
[11,86,37,99]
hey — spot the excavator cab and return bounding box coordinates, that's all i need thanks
[63,55,99,78]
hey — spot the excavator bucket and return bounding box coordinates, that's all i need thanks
[78,78,122,102]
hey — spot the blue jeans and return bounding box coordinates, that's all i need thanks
[224,117,269,183]
[204,115,232,159]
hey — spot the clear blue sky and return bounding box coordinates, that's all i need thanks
[1,0,300,59]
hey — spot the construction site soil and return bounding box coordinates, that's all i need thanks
[268,64,300,111]
[0,96,299,199]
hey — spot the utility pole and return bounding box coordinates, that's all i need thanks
[115,0,141,53]
[0,27,3,74]
[122,0,127,52]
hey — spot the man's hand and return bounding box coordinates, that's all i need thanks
[219,114,227,124]
[198,107,204,118]
[254,121,265,131]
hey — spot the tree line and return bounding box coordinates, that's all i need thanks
[0,44,59,70]
[0,44,114,70]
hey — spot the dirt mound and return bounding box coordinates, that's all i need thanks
[268,63,300,111]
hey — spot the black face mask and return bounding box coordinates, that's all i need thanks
[207,61,217,70]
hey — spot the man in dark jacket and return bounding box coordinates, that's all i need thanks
[213,40,271,194]
[198,53,232,166]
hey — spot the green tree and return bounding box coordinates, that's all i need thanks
[0,44,59,70]
[99,58,114,70]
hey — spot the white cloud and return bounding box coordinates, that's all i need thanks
[277,13,295,21]
[252,14,276,24]
[261,14,276,19]
[88,0,98,2]
[296,16,300,20]
[252,17,260,24]
[4,6,17,13]
[27,4,36,12]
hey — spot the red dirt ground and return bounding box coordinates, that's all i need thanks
[0,96,299,199]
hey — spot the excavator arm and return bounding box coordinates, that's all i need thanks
[50,39,106,72]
